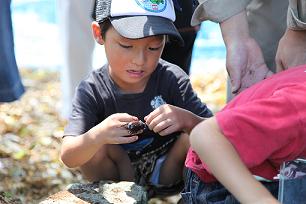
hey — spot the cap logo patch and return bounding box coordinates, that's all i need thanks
[135,0,167,13]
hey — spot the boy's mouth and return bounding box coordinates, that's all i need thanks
[127,69,144,77]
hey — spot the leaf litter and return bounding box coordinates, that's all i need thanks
[0,68,226,204]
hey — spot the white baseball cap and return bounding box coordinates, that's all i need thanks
[94,0,184,45]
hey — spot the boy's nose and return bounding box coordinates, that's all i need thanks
[132,50,145,66]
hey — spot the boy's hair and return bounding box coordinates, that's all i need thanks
[93,0,183,45]
[99,20,111,39]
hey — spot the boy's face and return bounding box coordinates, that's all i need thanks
[94,23,165,93]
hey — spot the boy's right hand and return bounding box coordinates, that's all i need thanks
[97,113,139,145]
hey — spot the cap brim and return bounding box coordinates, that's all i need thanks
[110,16,184,46]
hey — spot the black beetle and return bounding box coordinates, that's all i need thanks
[123,120,147,135]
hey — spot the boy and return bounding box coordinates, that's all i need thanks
[183,64,306,203]
[60,0,212,197]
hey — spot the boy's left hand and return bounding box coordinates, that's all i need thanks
[144,104,186,136]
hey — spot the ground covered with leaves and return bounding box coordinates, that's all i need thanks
[0,68,226,204]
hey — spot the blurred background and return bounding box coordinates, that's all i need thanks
[0,0,227,203]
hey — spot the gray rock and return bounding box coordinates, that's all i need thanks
[40,181,147,204]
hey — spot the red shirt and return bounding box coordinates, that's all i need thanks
[186,65,306,182]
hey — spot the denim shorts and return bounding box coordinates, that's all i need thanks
[278,159,306,204]
[0,0,25,102]
[181,168,278,204]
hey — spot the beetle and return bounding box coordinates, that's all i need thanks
[122,120,147,135]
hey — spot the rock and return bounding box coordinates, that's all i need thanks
[0,192,22,204]
[40,181,147,204]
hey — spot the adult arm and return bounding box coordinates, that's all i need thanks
[192,0,272,94]
[276,0,306,72]
[191,0,251,25]
[219,11,272,94]
[190,117,280,204]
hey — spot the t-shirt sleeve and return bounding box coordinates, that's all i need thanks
[216,86,306,168]
[191,0,251,25]
[64,80,101,136]
[287,0,306,30]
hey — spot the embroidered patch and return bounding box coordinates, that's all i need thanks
[135,0,167,13]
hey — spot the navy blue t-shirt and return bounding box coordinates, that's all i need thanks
[64,59,212,158]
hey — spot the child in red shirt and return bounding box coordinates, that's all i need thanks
[184,64,306,203]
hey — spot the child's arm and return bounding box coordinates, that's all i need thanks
[190,117,280,204]
[144,104,205,136]
[60,113,138,168]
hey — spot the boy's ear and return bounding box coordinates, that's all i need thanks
[92,22,104,45]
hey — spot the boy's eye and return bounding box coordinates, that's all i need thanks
[119,43,132,49]
[149,46,162,51]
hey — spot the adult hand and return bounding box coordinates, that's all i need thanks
[275,29,306,72]
[225,37,273,94]
[220,11,273,95]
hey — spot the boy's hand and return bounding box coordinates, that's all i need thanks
[122,120,147,135]
[98,113,139,144]
[145,104,187,136]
